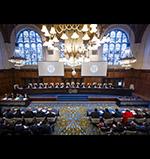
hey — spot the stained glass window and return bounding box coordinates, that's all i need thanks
[102,29,130,65]
[16,29,43,65]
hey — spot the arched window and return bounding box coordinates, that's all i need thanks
[16,29,43,65]
[102,29,130,65]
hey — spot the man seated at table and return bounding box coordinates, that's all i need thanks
[103,108,112,119]
[23,94,28,100]
[14,84,19,90]
[2,93,8,101]
[91,108,100,118]
[14,94,21,100]
[7,93,15,100]
[122,109,134,124]
[114,108,122,118]
[27,83,33,89]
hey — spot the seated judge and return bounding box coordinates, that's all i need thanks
[81,82,86,88]
[55,82,59,88]
[87,83,91,88]
[103,83,108,88]
[27,83,33,89]
[97,83,102,88]
[33,83,38,89]
[60,82,65,88]
[65,82,70,88]
[71,82,75,88]
[108,83,113,88]
[39,83,44,89]
[49,83,54,88]
[76,82,80,88]
[43,83,48,88]
[92,82,97,88]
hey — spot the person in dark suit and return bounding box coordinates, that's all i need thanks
[91,108,100,118]
[4,109,14,118]
[24,109,34,118]
[15,109,22,118]
[114,108,122,118]
[103,108,112,119]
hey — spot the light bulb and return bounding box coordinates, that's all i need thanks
[82,24,89,32]
[60,33,68,40]
[50,27,56,35]
[41,25,48,33]
[53,36,59,43]
[82,32,90,40]
[44,30,50,37]
[91,35,98,42]
[71,32,79,39]
[90,24,97,28]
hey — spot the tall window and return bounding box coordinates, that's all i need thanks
[102,29,130,65]
[16,29,43,65]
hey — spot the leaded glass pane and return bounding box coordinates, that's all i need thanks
[102,29,130,65]
[16,29,43,65]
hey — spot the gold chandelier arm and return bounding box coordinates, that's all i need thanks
[54,25,64,34]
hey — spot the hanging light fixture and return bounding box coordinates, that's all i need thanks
[8,43,26,67]
[120,47,136,68]
[8,25,26,67]
[41,24,109,68]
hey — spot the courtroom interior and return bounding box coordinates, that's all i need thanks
[0,24,150,135]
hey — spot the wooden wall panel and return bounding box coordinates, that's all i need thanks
[0,69,13,96]
[132,70,150,99]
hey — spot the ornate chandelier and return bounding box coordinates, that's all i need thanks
[8,43,26,67]
[41,24,110,68]
[120,47,136,69]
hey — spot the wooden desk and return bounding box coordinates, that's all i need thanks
[14,88,133,96]
[0,99,31,107]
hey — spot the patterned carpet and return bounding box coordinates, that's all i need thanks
[29,102,118,135]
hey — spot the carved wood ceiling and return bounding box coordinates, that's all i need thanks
[0,24,148,43]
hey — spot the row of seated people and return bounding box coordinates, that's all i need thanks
[1,93,28,101]
[88,108,150,135]
[0,107,59,118]
[117,95,143,101]
[14,82,115,89]
[0,116,55,135]
[95,117,150,135]
[88,108,150,119]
